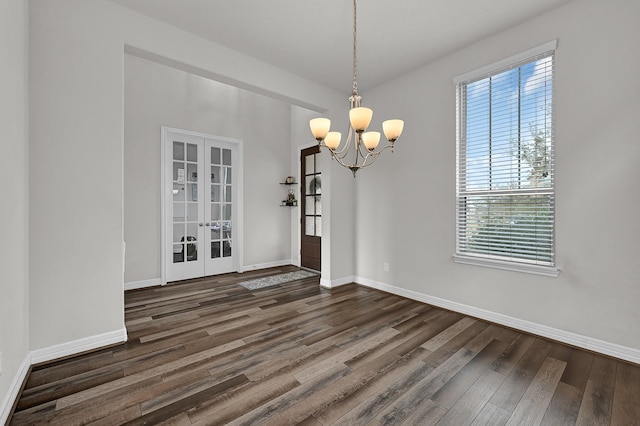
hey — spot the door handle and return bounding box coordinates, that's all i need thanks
[205,223,210,227]
[199,223,204,227]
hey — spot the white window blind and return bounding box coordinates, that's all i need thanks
[455,43,558,275]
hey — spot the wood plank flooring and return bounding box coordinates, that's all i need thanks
[9,266,640,425]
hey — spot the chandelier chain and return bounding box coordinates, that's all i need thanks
[352,0,358,94]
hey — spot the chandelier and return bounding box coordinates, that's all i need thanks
[309,0,404,177]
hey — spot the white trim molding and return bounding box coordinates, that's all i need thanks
[320,276,355,289]
[30,328,128,365]
[354,276,640,365]
[453,39,558,85]
[124,278,162,291]
[0,355,30,425]
[453,255,561,278]
[1,327,128,423]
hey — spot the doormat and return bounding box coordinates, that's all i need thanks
[239,270,318,290]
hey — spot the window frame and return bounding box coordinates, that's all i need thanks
[453,40,560,277]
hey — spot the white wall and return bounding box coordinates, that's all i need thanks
[358,0,640,353]
[0,0,29,415]
[28,0,352,354]
[124,55,293,283]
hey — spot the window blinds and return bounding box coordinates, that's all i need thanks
[456,46,555,267]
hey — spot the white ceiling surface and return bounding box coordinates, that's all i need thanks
[111,0,574,93]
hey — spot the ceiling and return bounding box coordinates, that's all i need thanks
[110,0,574,93]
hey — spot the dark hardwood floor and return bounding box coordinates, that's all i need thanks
[9,266,640,425]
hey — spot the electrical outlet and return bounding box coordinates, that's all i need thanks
[383,262,389,272]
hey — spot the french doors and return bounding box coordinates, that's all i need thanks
[163,129,240,282]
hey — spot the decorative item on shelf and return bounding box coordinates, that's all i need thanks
[309,0,404,177]
[283,189,298,206]
[285,176,295,184]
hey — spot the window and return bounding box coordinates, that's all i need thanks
[454,41,559,276]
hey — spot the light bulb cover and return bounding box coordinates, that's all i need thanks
[361,131,381,151]
[382,119,404,142]
[310,118,331,141]
[325,131,342,150]
[349,107,373,132]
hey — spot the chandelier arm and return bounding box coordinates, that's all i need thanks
[357,143,396,168]
[328,147,357,170]
[325,126,354,158]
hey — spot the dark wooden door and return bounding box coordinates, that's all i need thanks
[301,146,321,271]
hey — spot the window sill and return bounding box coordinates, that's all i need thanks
[453,255,560,277]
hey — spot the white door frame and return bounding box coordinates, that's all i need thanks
[160,126,244,284]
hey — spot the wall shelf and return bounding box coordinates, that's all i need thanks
[280,178,298,206]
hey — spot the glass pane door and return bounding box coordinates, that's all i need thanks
[166,132,206,283]
[204,140,235,276]
[172,141,200,264]
[165,130,238,282]
[301,145,321,271]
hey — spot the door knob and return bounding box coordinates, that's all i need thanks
[199,223,204,227]
[205,223,210,227]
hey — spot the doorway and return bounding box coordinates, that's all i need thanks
[163,128,242,282]
[301,145,321,271]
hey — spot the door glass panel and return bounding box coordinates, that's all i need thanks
[223,241,232,257]
[173,162,185,182]
[186,242,197,261]
[307,176,321,195]
[315,196,322,215]
[187,183,198,202]
[186,203,198,221]
[173,223,184,243]
[211,184,220,202]
[223,204,231,220]
[305,155,314,174]
[223,167,232,184]
[173,142,184,161]
[211,241,221,258]
[315,217,322,237]
[187,144,198,162]
[210,226,220,240]
[211,166,221,184]
[187,163,198,182]
[211,204,220,221]
[223,149,232,166]
[173,244,184,263]
[173,183,185,201]
[186,223,198,240]
[306,217,315,236]
[223,221,232,238]
[211,147,221,165]
[173,203,185,221]
[224,185,232,202]
[305,197,315,216]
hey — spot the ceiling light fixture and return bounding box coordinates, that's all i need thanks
[309,0,404,177]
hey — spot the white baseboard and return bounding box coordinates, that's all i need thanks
[354,276,640,365]
[30,328,128,365]
[0,354,30,425]
[320,276,355,289]
[242,259,293,272]
[1,328,129,422]
[124,278,162,291]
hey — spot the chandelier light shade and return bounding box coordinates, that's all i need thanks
[309,0,404,177]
